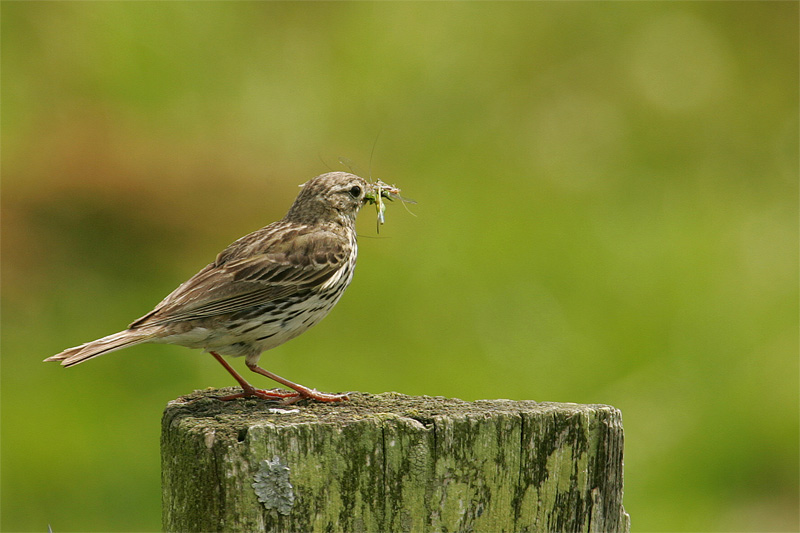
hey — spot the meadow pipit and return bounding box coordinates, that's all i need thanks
[45,172,405,404]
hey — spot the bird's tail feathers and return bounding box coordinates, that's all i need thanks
[44,330,155,367]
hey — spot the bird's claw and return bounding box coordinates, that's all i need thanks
[214,387,350,404]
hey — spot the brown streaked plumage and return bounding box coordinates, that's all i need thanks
[45,171,381,404]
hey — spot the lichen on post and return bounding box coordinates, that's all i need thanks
[161,390,630,532]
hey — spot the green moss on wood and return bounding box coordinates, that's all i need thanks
[162,390,629,532]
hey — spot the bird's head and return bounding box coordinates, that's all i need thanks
[286,172,414,230]
[285,172,369,226]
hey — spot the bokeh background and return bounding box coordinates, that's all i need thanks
[2,2,797,531]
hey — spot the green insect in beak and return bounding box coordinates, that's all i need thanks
[364,180,416,233]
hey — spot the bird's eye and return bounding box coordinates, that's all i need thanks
[348,186,362,197]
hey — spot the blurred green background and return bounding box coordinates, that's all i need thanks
[2,2,797,531]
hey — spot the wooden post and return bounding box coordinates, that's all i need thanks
[161,390,630,532]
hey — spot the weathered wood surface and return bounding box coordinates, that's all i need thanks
[161,390,630,532]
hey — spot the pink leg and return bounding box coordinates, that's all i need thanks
[210,351,349,404]
[210,352,296,401]
[246,360,350,404]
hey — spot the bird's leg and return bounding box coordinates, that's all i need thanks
[210,351,296,401]
[245,360,350,404]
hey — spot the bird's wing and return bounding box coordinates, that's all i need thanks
[129,228,350,327]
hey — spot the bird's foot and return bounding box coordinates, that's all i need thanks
[214,386,349,404]
[214,386,294,402]
[278,389,350,405]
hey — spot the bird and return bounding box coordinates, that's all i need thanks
[45,171,397,404]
